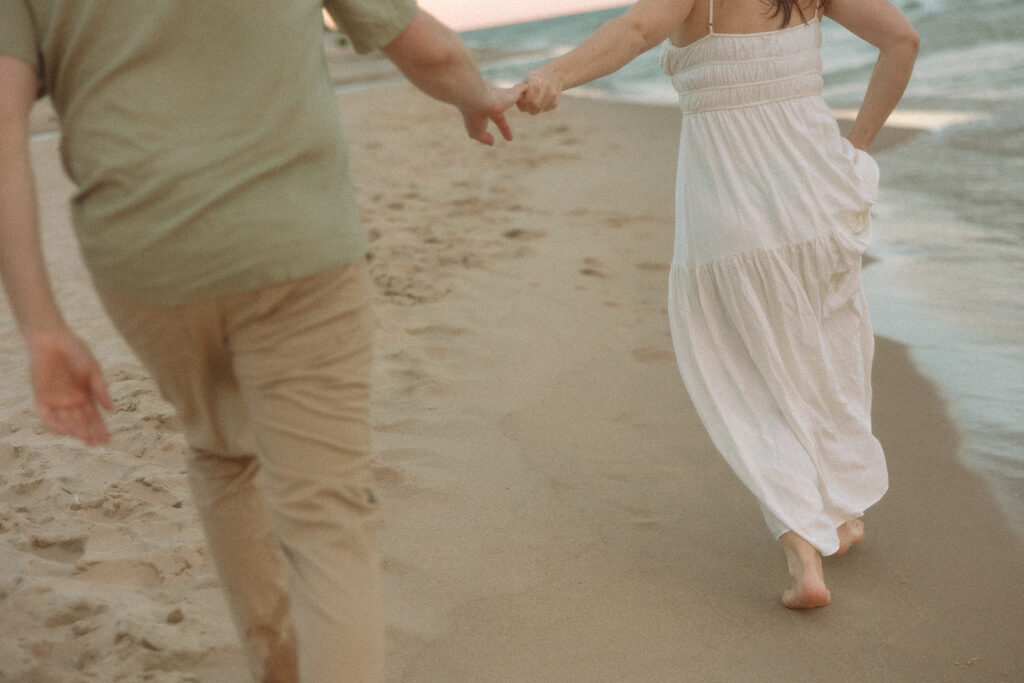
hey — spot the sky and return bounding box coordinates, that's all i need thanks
[417,0,630,31]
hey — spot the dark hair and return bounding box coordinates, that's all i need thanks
[765,0,829,26]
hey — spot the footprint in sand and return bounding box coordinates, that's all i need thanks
[371,463,405,486]
[22,534,87,564]
[371,270,450,305]
[74,558,163,589]
[43,599,109,629]
[139,411,179,432]
[372,448,448,502]
[446,196,484,216]
[580,257,609,278]
[501,228,546,241]
[9,476,48,498]
[88,478,184,520]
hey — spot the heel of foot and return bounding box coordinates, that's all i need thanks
[782,585,831,609]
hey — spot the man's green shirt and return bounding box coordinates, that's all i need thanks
[0,0,418,304]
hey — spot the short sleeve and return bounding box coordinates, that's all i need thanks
[0,0,41,71]
[323,0,419,54]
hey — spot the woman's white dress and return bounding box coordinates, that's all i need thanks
[660,16,888,555]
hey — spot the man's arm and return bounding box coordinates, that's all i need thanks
[0,54,112,445]
[380,10,523,146]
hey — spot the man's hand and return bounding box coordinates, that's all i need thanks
[382,11,526,146]
[462,84,526,146]
[29,331,113,446]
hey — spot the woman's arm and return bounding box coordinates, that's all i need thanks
[518,0,696,114]
[826,0,919,150]
[0,54,112,445]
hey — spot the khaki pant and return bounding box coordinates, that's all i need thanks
[100,261,382,682]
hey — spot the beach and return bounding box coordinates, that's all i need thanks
[3,53,1024,683]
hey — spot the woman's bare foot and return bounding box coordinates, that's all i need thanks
[833,519,866,557]
[780,532,831,609]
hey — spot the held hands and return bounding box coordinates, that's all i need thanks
[516,69,563,115]
[461,70,562,144]
[462,84,527,145]
[29,329,113,446]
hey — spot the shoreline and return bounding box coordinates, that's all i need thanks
[6,76,1022,681]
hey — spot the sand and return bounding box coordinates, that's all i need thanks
[3,68,1023,682]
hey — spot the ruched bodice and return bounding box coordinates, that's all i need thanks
[660,20,824,114]
[660,12,888,555]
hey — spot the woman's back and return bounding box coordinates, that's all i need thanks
[670,0,821,47]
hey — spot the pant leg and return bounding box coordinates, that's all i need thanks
[187,449,299,681]
[99,291,299,682]
[222,261,383,683]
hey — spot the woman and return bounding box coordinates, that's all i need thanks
[515,0,918,608]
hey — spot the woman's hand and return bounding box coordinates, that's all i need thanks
[513,0,695,115]
[517,68,564,115]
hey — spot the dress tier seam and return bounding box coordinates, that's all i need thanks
[676,88,822,115]
[669,50,817,74]
[672,69,821,93]
[669,225,866,274]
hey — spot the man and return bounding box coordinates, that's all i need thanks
[0,1,520,680]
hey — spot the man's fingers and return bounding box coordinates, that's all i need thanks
[474,129,495,146]
[40,405,81,442]
[493,112,514,141]
[81,404,111,445]
[502,83,527,107]
[39,400,110,446]
[90,371,114,411]
[38,404,66,436]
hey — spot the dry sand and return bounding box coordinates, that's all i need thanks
[3,75,1023,682]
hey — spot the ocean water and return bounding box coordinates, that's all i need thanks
[464,0,1024,539]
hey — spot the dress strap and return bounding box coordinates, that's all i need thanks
[708,0,714,33]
